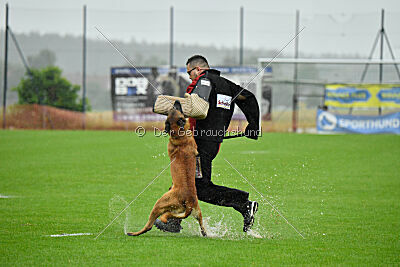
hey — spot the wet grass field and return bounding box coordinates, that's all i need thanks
[1,130,399,265]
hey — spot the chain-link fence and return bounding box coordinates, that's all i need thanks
[1,5,399,131]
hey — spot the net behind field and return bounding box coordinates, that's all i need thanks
[259,62,400,132]
[2,6,400,132]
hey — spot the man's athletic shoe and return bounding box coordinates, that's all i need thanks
[154,218,183,233]
[243,201,259,232]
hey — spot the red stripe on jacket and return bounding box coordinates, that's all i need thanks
[186,74,205,131]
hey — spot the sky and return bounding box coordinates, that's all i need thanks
[1,0,400,56]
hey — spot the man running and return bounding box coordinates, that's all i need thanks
[155,55,260,233]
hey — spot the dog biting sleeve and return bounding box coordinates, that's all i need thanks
[153,94,209,119]
[184,93,209,119]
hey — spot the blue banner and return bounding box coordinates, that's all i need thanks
[316,109,400,134]
[112,66,267,75]
[111,67,153,75]
[177,66,267,74]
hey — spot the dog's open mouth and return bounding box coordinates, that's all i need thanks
[165,101,189,138]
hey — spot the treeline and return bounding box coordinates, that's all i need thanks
[1,31,281,75]
[0,31,363,111]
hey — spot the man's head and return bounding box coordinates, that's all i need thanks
[186,55,210,81]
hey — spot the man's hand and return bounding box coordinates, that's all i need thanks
[245,123,259,140]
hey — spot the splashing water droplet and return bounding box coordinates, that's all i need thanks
[109,195,130,235]
[246,229,263,238]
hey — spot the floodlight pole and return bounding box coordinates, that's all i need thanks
[239,6,244,66]
[2,3,9,129]
[359,32,380,83]
[378,9,385,115]
[379,9,384,84]
[292,10,300,133]
[82,5,87,129]
[169,6,174,67]
[360,9,385,115]
[256,60,263,132]
[383,30,400,80]
[359,9,400,115]
[8,24,43,127]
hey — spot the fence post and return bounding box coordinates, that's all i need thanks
[82,4,87,129]
[169,6,174,67]
[292,10,300,133]
[239,6,244,66]
[2,3,9,129]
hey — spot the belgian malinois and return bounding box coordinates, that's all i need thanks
[127,100,207,237]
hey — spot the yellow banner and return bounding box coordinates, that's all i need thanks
[324,84,400,108]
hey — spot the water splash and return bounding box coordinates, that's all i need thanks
[181,213,273,240]
[246,229,263,238]
[108,195,130,235]
[109,194,294,239]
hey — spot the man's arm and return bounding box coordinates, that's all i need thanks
[191,78,212,102]
[183,77,211,120]
[230,83,260,140]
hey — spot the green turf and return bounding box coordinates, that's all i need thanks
[1,130,399,265]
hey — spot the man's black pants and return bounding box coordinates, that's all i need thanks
[195,138,249,214]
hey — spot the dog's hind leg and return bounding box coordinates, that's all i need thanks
[191,202,207,237]
[127,191,183,236]
[127,193,172,236]
[126,204,164,236]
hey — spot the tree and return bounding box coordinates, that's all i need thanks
[27,49,56,69]
[222,53,237,66]
[13,66,90,112]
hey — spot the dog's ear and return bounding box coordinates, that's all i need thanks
[177,118,186,129]
[164,121,171,133]
[173,100,183,113]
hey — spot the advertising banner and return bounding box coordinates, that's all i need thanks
[111,67,189,121]
[316,109,400,134]
[324,84,400,108]
[111,66,268,122]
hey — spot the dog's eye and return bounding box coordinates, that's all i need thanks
[177,118,185,128]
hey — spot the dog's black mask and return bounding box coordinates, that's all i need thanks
[173,100,183,113]
[164,121,171,133]
[164,100,186,134]
[177,118,185,129]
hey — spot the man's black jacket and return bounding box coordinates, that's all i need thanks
[190,69,260,143]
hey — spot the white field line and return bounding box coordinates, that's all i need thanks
[48,233,93,237]
[0,194,16,198]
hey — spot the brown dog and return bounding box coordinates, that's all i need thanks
[127,100,207,237]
